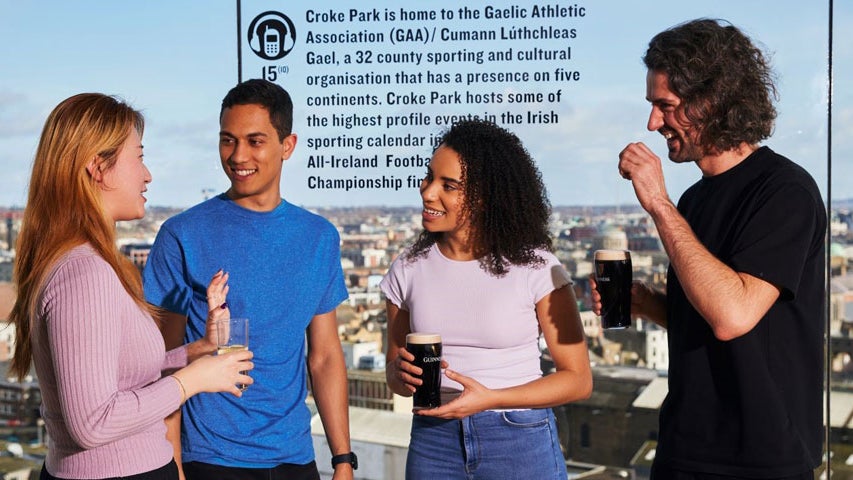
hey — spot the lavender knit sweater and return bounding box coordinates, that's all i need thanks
[31,244,186,479]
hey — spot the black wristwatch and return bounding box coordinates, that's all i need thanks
[331,452,358,470]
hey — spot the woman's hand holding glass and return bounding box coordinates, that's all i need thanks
[413,367,493,419]
[389,347,438,396]
[175,349,254,398]
[389,347,452,401]
[391,344,498,419]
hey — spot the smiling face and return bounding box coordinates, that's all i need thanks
[219,103,296,211]
[420,145,471,244]
[645,69,706,164]
[97,127,151,222]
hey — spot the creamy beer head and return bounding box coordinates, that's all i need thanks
[406,333,441,344]
[594,249,630,261]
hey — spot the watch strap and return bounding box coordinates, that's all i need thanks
[331,452,358,470]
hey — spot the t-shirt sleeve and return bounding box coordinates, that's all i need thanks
[143,225,192,314]
[379,257,408,310]
[314,227,349,315]
[729,180,822,300]
[528,251,573,303]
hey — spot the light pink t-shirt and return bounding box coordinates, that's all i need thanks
[380,244,572,391]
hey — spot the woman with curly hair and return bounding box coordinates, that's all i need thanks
[381,119,592,479]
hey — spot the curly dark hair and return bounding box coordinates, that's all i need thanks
[407,119,553,276]
[643,18,778,153]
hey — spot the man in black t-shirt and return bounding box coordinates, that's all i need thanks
[594,18,825,479]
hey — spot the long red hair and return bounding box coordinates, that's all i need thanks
[10,93,148,380]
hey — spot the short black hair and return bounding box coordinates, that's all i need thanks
[220,79,293,141]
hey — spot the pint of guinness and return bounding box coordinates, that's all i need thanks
[406,333,442,410]
[594,250,633,329]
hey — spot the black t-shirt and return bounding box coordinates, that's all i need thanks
[658,147,826,477]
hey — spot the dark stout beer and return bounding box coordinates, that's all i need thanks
[406,333,442,410]
[594,250,632,329]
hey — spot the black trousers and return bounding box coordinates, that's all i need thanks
[183,460,320,480]
[650,462,814,480]
[40,459,178,480]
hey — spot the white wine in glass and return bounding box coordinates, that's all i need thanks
[215,318,249,390]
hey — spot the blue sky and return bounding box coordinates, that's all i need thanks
[0,1,848,208]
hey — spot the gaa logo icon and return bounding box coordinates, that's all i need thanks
[248,11,296,60]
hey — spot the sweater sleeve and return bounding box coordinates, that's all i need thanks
[41,254,182,450]
[163,344,188,371]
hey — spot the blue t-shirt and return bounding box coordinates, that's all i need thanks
[143,194,348,468]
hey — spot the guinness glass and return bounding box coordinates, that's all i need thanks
[594,250,632,329]
[406,333,442,410]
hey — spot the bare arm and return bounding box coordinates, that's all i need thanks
[648,201,779,339]
[499,285,592,408]
[307,310,353,480]
[384,301,419,397]
[619,142,780,340]
[632,282,668,328]
[158,310,188,480]
[160,310,188,351]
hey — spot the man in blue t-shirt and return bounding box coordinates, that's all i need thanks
[143,79,356,480]
[594,19,825,479]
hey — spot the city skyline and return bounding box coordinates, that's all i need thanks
[0,182,851,478]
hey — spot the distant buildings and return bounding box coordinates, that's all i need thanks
[0,214,16,283]
[119,242,152,272]
[556,366,662,468]
[0,374,40,429]
[0,203,851,478]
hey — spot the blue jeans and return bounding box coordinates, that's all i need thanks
[406,409,567,480]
